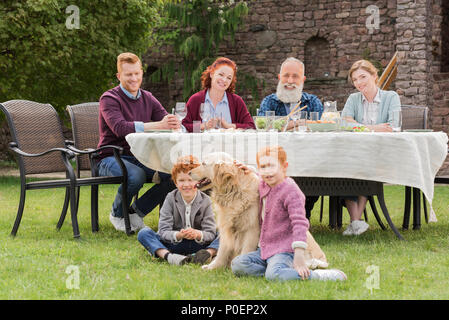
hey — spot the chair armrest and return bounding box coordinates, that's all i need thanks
[67,144,127,180]
[66,144,123,155]
[9,142,76,159]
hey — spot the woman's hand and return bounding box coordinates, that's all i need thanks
[367,123,393,132]
[220,118,236,129]
[233,160,251,175]
[293,248,310,280]
[202,118,219,130]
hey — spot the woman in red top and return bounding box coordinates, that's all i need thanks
[182,57,255,132]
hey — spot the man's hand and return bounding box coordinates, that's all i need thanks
[144,114,180,131]
[160,114,180,129]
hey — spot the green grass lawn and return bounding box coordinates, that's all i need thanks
[1,175,448,300]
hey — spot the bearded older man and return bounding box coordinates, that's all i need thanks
[258,57,323,219]
[259,57,323,119]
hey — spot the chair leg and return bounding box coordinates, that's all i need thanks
[121,183,133,236]
[328,196,338,229]
[368,196,386,230]
[363,209,368,222]
[336,199,343,229]
[319,196,324,223]
[11,183,26,237]
[69,185,81,238]
[412,188,421,230]
[56,187,70,230]
[377,191,404,240]
[402,186,411,230]
[91,185,99,232]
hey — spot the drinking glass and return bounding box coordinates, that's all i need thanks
[266,111,275,131]
[390,110,402,132]
[174,102,187,121]
[193,120,201,133]
[296,111,308,132]
[254,115,268,131]
[215,112,222,129]
[309,111,320,121]
[200,103,213,130]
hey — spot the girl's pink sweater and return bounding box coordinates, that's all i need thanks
[258,177,309,260]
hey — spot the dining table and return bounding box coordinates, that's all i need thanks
[126,129,448,239]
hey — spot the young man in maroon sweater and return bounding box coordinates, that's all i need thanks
[97,52,180,232]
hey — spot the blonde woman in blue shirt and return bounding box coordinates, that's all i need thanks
[340,59,401,235]
[342,59,401,133]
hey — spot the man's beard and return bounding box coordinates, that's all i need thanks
[276,81,303,104]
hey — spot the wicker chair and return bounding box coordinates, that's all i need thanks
[66,102,133,235]
[0,100,129,238]
[401,105,429,230]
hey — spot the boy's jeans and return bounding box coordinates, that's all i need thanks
[231,248,313,281]
[98,155,175,218]
[137,227,220,256]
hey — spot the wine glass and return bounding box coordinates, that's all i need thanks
[215,111,222,129]
[390,110,402,132]
[199,103,213,131]
[174,102,186,121]
[294,111,308,132]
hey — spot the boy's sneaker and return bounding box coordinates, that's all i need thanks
[188,249,212,265]
[129,213,146,231]
[310,269,347,281]
[167,253,191,266]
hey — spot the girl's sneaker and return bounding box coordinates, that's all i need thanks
[343,220,369,236]
[310,269,347,281]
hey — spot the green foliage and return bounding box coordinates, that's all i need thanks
[362,48,384,77]
[0,0,163,120]
[150,0,260,100]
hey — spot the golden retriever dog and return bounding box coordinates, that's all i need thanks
[190,152,328,270]
[190,152,261,270]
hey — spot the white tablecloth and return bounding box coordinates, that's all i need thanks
[126,131,448,220]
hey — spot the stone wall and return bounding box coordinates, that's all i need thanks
[433,72,449,177]
[144,0,398,112]
[142,0,449,176]
[441,1,449,72]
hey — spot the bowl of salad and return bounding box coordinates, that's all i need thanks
[307,120,338,132]
[254,116,269,131]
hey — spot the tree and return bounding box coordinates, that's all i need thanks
[150,0,258,101]
[0,0,163,119]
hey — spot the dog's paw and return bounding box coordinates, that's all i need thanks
[202,264,212,270]
[202,262,218,270]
